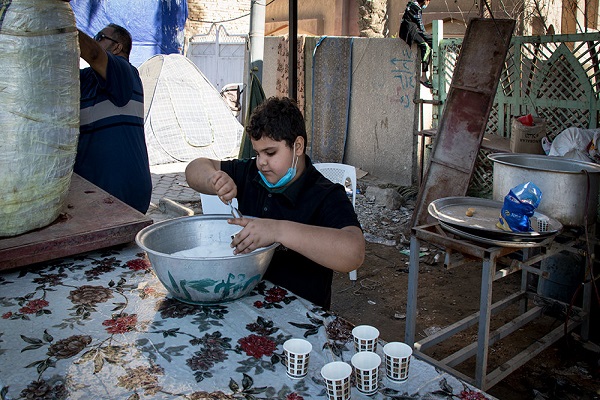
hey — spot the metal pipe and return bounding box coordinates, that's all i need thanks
[249,0,266,82]
[288,0,298,100]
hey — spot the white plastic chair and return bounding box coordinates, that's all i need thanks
[313,162,358,281]
[199,193,238,215]
[313,163,356,208]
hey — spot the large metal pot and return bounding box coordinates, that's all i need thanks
[488,153,600,227]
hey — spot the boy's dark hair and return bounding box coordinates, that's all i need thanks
[108,23,133,57]
[246,97,307,151]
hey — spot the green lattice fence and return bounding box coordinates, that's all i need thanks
[433,32,600,196]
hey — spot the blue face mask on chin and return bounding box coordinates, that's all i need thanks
[259,154,299,190]
[422,3,427,8]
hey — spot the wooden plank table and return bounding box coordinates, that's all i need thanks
[0,174,153,271]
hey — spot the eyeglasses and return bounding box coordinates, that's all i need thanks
[94,32,119,45]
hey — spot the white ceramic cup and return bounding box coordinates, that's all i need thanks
[283,338,312,379]
[320,361,352,400]
[352,325,380,352]
[383,341,413,382]
[351,351,382,395]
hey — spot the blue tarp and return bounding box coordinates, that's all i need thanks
[70,0,188,67]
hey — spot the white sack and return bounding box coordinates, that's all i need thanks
[548,127,600,163]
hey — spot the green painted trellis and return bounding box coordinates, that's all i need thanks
[430,23,600,195]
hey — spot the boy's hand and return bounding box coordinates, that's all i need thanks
[208,171,237,203]
[228,218,279,254]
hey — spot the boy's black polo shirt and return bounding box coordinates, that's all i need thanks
[221,156,361,309]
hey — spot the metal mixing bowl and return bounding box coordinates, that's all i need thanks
[135,215,278,304]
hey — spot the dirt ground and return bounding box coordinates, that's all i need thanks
[329,177,600,400]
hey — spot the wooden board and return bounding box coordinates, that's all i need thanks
[420,130,511,153]
[0,174,153,271]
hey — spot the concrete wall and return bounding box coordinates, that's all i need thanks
[185,0,359,40]
[186,0,250,38]
[345,38,417,186]
[265,0,359,36]
[184,0,587,43]
[263,36,418,186]
[396,0,575,37]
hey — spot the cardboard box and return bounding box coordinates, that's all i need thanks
[510,117,546,154]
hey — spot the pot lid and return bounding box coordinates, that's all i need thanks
[488,153,600,174]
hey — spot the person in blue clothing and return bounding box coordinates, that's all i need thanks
[185,97,365,309]
[74,24,152,214]
[399,0,433,89]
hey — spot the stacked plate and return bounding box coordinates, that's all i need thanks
[427,197,563,248]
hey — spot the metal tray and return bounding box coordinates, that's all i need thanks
[438,221,555,248]
[428,197,563,241]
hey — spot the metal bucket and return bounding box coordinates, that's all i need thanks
[538,252,584,303]
[488,153,600,227]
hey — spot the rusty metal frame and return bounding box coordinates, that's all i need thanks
[404,224,592,390]
[411,18,516,227]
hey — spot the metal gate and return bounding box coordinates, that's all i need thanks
[435,31,600,137]
[429,24,600,194]
[186,23,247,92]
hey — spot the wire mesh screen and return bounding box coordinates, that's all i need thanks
[466,148,495,198]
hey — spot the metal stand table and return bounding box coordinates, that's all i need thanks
[404,223,592,390]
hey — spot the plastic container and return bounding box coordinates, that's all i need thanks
[0,0,80,236]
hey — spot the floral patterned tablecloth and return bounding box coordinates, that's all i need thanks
[0,243,492,400]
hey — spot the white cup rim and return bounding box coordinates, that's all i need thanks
[351,351,382,369]
[352,325,380,340]
[283,338,313,355]
[383,341,413,357]
[321,361,352,380]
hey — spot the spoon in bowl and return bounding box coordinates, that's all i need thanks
[228,200,243,219]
